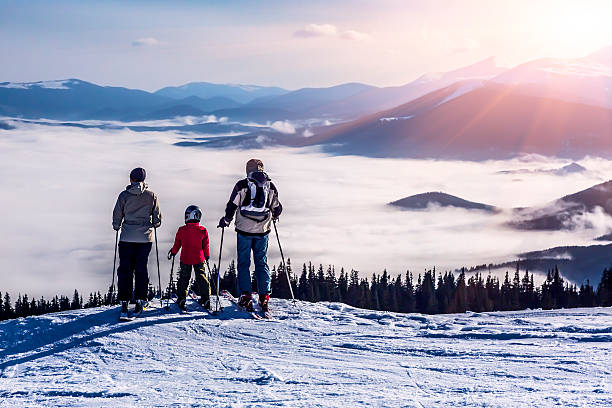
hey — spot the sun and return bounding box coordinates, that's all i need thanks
[528,0,612,57]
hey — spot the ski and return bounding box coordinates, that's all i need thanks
[221,290,263,320]
[188,291,218,315]
[251,292,273,320]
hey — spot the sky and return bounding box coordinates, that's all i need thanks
[2,0,612,91]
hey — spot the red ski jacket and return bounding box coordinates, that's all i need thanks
[170,223,210,265]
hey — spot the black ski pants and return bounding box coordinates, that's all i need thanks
[117,241,152,302]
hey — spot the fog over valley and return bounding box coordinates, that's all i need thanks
[2,120,611,298]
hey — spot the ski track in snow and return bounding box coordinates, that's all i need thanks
[0,301,610,407]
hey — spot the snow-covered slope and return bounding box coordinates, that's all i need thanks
[492,46,612,108]
[0,299,610,407]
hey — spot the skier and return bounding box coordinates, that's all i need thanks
[168,205,211,312]
[218,159,282,313]
[112,168,162,320]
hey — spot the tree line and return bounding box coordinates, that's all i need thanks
[209,260,612,313]
[2,261,611,321]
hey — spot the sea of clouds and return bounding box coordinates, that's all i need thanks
[1,120,612,298]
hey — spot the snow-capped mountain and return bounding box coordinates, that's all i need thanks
[0,298,609,406]
[492,47,612,108]
[304,57,506,119]
[0,79,79,90]
[296,81,612,160]
[0,79,172,120]
[0,79,245,121]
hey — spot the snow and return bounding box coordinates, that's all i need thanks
[436,81,484,106]
[379,115,414,122]
[0,80,75,90]
[0,299,610,407]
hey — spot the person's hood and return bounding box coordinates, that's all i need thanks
[126,182,148,195]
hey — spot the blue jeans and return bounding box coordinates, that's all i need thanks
[236,232,271,295]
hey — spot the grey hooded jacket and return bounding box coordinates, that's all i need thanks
[112,182,162,243]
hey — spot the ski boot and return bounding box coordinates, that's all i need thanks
[178,299,188,313]
[259,294,270,313]
[119,301,130,321]
[238,293,254,312]
[134,299,145,316]
[199,297,210,310]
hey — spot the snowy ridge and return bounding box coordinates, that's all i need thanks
[0,80,76,90]
[436,80,485,106]
[0,299,610,407]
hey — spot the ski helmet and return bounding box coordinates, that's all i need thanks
[184,205,202,223]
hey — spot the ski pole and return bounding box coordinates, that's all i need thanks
[166,255,175,310]
[216,227,224,313]
[154,225,162,307]
[273,220,295,303]
[111,229,119,304]
[205,260,222,312]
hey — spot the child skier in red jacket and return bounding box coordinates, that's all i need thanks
[168,205,211,311]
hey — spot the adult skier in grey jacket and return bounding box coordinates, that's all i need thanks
[112,167,162,318]
[218,159,282,313]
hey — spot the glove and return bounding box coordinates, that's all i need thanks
[217,217,230,228]
[167,250,175,260]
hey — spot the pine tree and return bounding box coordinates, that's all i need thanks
[499,271,513,310]
[297,263,310,301]
[325,266,338,302]
[221,260,238,295]
[579,280,596,307]
[402,271,416,313]
[317,265,326,301]
[511,265,521,310]
[597,268,611,307]
[337,268,348,303]
[452,271,467,313]
[71,290,81,310]
[347,269,360,306]
[416,270,437,314]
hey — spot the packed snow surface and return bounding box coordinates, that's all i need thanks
[0,300,610,407]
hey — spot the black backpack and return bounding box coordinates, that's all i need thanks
[240,171,271,221]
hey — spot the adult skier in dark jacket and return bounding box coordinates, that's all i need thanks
[112,168,162,319]
[218,159,282,312]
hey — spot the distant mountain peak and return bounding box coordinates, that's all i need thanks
[389,191,497,212]
[0,79,82,90]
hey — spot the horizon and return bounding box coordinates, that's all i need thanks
[3,0,612,91]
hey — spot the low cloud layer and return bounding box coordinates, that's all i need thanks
[294,24,370,41]
[132,37,161,47]
[1,121,611,298]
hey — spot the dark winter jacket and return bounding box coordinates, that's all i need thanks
[112,182,162,243]
[170,223,210,265]
[223,177,282,236]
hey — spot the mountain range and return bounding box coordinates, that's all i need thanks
[3,46,612,160]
